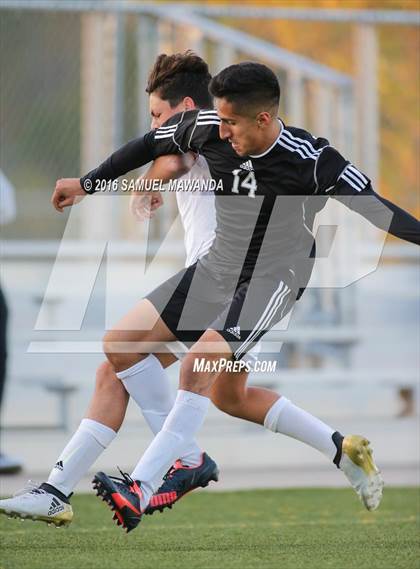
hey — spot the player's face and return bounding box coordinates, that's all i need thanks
[149,93,186,129]
[215,98,269,157]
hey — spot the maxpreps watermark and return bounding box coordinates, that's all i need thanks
[86,178,224,193]
[192,357,277,374]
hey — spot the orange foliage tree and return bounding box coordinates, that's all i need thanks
[175,0,419,214]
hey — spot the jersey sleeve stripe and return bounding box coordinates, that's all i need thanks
[155,110,187,137]
[340,172,363,192]
[344,168,366,188]
[196,120,221,126]
[156,125,178,132]
[277,138,317,161]
[155,129,178,137]
[155,133,178,140]
[280,131,322,160]
[282,129,320,156]
[347,164,369,185]
[198,110,219,116]
[339,166,368,191]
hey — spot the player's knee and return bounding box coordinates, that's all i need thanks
[102,349,122,371]
[102,330,127,370]
[211,385,244,417]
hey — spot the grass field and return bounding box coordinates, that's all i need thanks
[0,487,418,569]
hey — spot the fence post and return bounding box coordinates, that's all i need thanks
[80,13,123,239]
[354,23,379,192]
[286,69,304,126]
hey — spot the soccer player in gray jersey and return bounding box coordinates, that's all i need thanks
[80,62,417,532]
[3,59,418,532]
[0,54,352,528]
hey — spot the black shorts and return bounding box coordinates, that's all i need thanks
[145,260,312,360]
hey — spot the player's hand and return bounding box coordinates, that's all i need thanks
[51,178,86,212]
[130,192,164,221]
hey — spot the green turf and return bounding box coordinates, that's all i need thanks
[0,487,419,569]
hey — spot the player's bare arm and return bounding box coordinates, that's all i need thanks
[51,177,85,212]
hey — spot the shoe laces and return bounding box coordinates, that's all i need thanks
[115,467,144,503]
[160,461,190,492]
[116,467,136,487]
[108,468,141,496]
[13,480,44,498]
[162,460,183,482]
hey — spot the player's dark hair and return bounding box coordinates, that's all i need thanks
[209,62,280,115]
[146,50,213,109]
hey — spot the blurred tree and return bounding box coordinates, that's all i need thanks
[198,0,419,215]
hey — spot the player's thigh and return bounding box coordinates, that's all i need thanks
[180,329,233,394]
[103,298,176,349]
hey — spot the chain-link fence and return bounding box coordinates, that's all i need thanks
[0,2,364,369]
[1,10,82,238]
[1,3,356,242]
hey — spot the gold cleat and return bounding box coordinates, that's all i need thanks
[0,485,73,527]
[2,509,73,527]
[339,435,384,511]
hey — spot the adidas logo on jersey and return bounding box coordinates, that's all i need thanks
[54,460,64,471]
[226,326,241,339]
[48,497,64,516]
[239,160,253,172]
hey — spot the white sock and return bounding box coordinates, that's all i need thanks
[264,397,337,460]
[47,418,116,496]
[130,390,210,508]
[116,355,203,467]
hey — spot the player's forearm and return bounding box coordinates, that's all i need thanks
[80,136,154,193]
[347,188,420,245]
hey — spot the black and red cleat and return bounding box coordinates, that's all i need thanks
[145,452,219,515]
[92,469,144,533]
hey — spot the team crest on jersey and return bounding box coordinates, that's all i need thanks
[239,160,254,172]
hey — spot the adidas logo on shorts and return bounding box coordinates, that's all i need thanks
[239,160,254,172]
[54,460,64,471]
[226,326,241,339]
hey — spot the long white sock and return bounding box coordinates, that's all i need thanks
[47,418,116,496]
[264,397,337,460]
[116,355,203,467]
[130,390,210,508]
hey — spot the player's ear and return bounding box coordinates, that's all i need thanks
[256,111,272,128]
[182,96,196,111]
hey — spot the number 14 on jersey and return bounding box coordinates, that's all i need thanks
[231,169,257,198]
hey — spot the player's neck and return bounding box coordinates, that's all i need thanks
[252,119,281,157]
